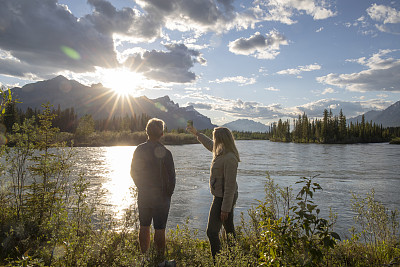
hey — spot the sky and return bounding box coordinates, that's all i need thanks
[0,0,399,126]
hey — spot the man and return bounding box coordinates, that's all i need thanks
[130,118,176,266]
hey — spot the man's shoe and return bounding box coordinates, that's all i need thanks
[158,260,176,267]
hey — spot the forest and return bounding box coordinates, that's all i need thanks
[269,109,400,144]
[2,101,400,146]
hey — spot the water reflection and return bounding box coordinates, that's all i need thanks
[72,141,400,238]
[101,146,136,218]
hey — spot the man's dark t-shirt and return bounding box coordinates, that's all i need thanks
[130,140,175,208]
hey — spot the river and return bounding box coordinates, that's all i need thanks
[72,140,400,239]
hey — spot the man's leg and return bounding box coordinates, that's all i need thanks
[153,198,171,262]
[154,229,166,256]
[139,226,151,253]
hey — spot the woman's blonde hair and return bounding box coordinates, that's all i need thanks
[146,118,165,140]
[212,127,240,161]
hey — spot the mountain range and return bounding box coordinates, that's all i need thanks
[222,119,270,132]
[10,76,399,131]
[10,75,216,130]
[348,100,400,127]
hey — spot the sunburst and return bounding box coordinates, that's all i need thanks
[101,67,145,97]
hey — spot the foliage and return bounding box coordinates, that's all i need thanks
[350,189,399,245]
[390,137,400,144]
[74,114,95,142]
[270,109,395,144]
[1,87,13,116]
[257,175,340,266]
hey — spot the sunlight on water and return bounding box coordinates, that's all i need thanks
[102,146,137,218]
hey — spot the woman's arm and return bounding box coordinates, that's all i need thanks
[221,153,238,213]
[187,125,213,152]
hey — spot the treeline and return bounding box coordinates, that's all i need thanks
[198,128,268,140]
[1,102,201,146]
[270,109,400,144]
[1,102,151,134]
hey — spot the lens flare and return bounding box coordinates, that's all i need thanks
[60,45,81,60]
[155,102,167,112]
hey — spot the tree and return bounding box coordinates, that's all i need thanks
[2,101,19,133]
[339,109,347,141]
[75,114,95,141]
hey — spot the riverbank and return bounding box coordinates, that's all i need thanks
[1,173,399,266]
[390,137,400,144]
[49,130,269,146]
[52,131,200,146]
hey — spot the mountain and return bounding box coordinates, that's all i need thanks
[222,119,270,132]
[11,75,216,130]
[348,100,400,127]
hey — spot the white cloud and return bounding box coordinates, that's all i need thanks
[209,75,256,86]
[188,94,393,121]
[265,86,280,91]
[367,4,400,24]
[277,64,321,75]
[228,31,288,59]
[321,88,336,95]
[316,27,324,32]
[249,0,337,25]
[184,90,393,121]
[365,4,400,34]
[317,50,400,92]
[294,98,392,118]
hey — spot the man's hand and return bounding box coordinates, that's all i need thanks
[220,211,229,222]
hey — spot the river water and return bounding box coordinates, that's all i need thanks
[72,140,400,239]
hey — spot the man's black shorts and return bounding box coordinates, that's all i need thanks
[137,189,171,230]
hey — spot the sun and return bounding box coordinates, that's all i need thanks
[101,67,145,96]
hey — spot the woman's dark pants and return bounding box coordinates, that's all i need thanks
[206,193,238,257]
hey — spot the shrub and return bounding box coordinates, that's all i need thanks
[257,175,340,266]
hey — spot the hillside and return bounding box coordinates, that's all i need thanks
[11,76,216,130]
[348,100,400,127]
[222,119,270,132]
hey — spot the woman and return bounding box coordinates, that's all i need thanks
[187,125,240,258]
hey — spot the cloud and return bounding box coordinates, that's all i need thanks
[366,4,400,34]
[277,64,321,75]
[265,87,280,91]
[294,98,392,118]
[135,0,237,34]
[209,76,256,86]
[321,88,336,95]
[367,4,400,24]
[84,0,162,42]
[317,50,400,92]
[247,0,337,25]
[186,91,393,121]
[0,0,121,79]
[228,31,288,59]
[123,43,206,83]
[186,92,291,119]
[0,0,208,84]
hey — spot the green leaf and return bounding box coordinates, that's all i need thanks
[330,232,341,240]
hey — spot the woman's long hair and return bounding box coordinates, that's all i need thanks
[212,127,240,162]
